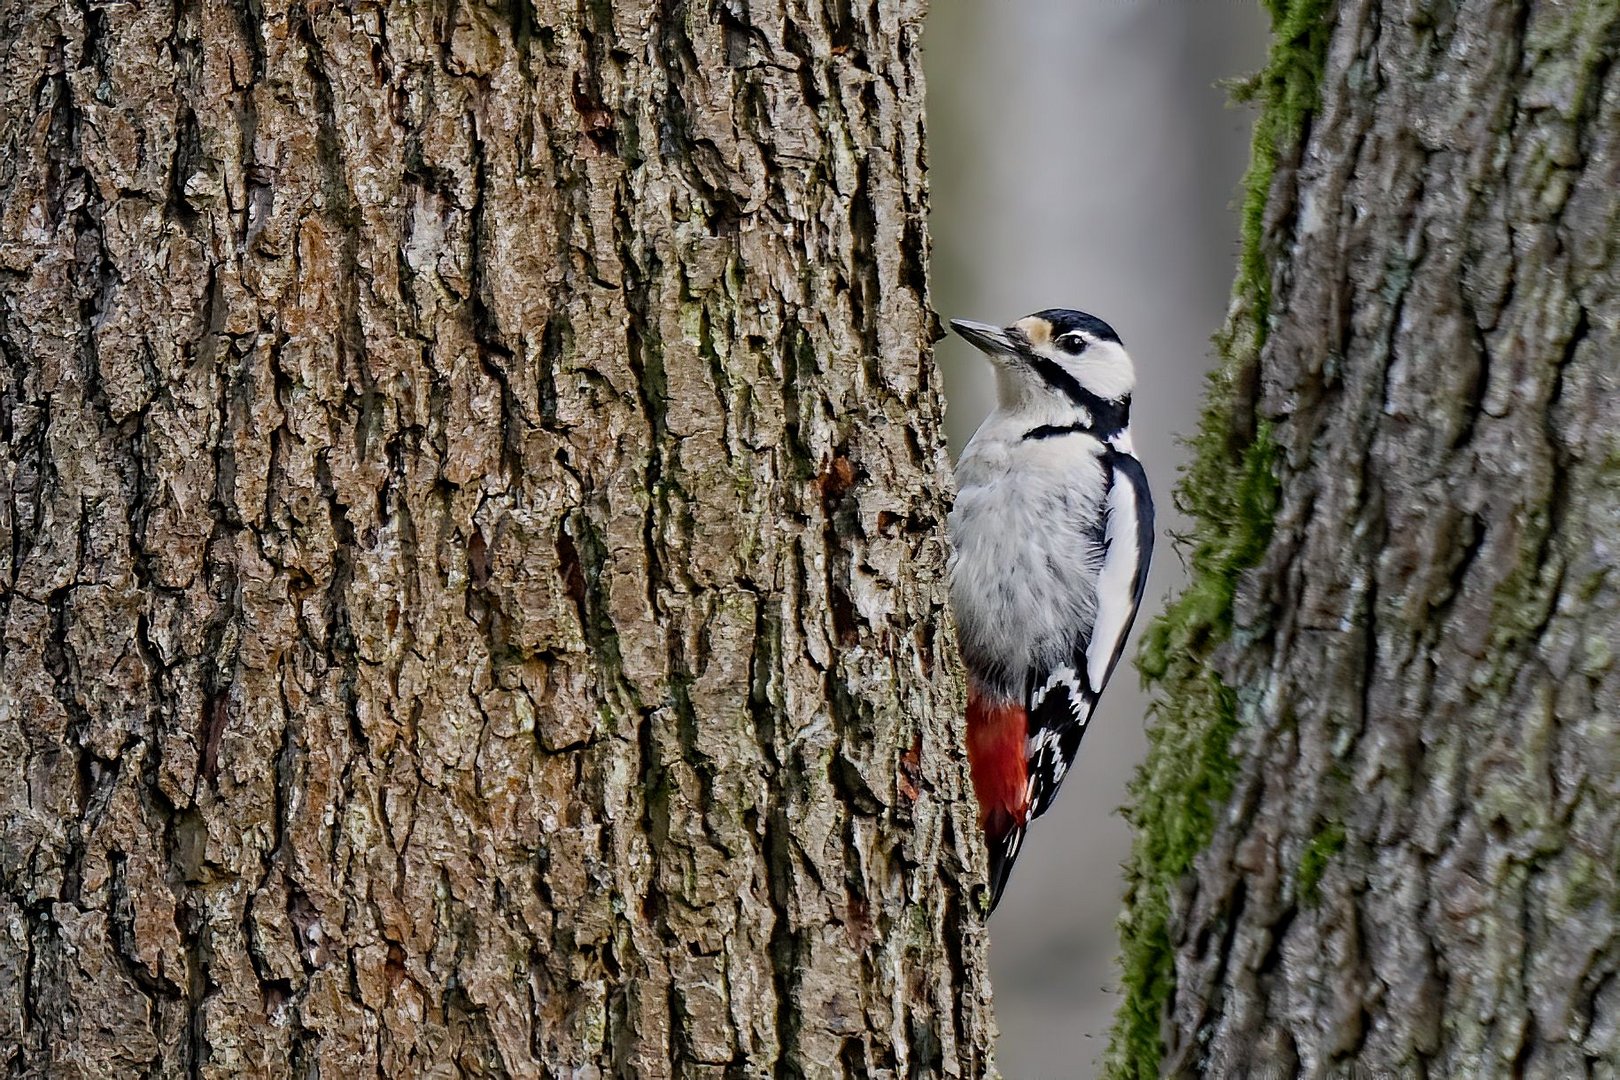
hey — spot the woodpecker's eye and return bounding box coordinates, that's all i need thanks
[1056,332,1089,354]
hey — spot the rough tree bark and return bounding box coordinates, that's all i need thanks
[1113,0,1620,1077]
[0,1,994,1076]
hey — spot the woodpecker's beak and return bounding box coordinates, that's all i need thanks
[949,319,1022,360]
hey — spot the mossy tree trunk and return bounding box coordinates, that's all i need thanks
[1113,0,1620,1076]
[0,1,993,1076]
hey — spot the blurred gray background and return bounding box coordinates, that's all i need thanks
[924,6,1267,1077]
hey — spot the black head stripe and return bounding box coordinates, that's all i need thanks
[1022,353,1132,439]
[1024,422,1090,441]
[1084,394,1130,438]
[1028,355,1088,403]
[1017,317,1130,436]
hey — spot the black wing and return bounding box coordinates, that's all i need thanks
[1024,451,1154,821]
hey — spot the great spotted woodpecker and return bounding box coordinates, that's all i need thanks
[947,309,1155,911]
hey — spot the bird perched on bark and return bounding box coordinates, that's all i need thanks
[947,309,1154,911]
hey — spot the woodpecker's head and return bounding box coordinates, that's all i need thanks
[950,309,1134,426]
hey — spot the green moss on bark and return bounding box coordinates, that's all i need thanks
[1105,2,1333,1076]
[1296,823,1347,907]
[1235,0,1337,333]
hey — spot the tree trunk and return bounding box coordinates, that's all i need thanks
[1112,0,1620,1076]
[0,2,993,1076]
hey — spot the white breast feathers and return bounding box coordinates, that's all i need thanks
[948,415,1109,699]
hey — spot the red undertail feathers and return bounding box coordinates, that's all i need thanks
[966,688,1030,912]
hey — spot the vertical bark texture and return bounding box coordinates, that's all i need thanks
[1115,0,1620,1076]
[0,1,993,1076]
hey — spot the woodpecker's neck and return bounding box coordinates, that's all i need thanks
[997,366,1132,441]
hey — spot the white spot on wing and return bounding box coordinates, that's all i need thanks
[1087,457,1145,692]
[1029,666,1089,735]
[1025,725,1060,758]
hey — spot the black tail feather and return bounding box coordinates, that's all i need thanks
[984,808,1028,914]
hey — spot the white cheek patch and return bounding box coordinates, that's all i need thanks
[1027,340,1135,403]
[1070,345,1136,402]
